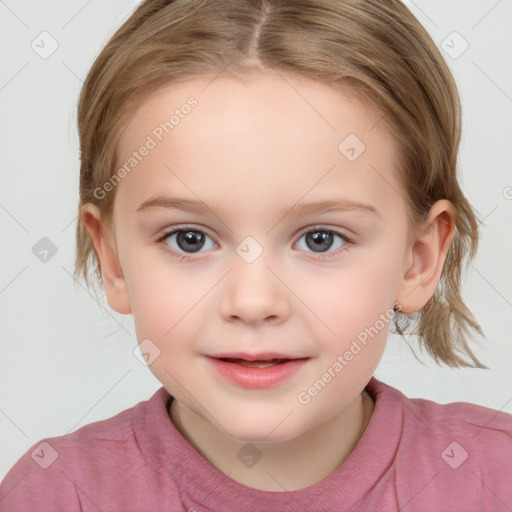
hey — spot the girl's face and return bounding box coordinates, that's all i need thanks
[104,71,413,442]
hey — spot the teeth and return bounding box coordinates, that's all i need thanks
[224,358,288,368]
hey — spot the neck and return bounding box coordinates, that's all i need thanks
[169,389,374,491]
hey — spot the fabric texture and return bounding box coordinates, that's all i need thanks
[1,376,511,512]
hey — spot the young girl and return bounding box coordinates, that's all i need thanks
[1,0,511,510]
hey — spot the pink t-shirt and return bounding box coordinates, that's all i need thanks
[1,376,511,511]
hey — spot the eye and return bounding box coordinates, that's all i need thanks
[158,226,216,260]
[157,225,352,262]
[294,227,350,258]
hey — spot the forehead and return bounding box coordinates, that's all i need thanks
[114,70,401,217]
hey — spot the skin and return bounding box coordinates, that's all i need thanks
[82,69,455,491]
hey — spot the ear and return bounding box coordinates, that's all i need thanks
[395,199,456,314]
[80,203,132,315]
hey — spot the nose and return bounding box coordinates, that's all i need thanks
[218,252,291,326]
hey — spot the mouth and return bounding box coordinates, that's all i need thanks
[205,354,310,389]
[208,352,307,362]
[217,357,294,368]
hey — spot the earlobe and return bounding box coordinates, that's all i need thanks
[395,200,456,314]
[80,203,132,315]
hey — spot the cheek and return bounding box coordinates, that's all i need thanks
[121,247,178,330]
[124,251,218,347]
[293,242,404,351]
[125,260,212,383]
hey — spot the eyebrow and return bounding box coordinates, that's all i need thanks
[136,195,381,219]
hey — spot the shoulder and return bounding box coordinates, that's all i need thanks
[397,384,512,447]
[372,378,512,510]
[372,377,512,441]
[0,388,167,512]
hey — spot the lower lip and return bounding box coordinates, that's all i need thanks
[206,357,309,389]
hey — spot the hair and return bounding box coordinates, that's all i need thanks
[74,0,488,369]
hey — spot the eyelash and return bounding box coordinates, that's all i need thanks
[156,225,353,263]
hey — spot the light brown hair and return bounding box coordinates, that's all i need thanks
[74,0,487,369]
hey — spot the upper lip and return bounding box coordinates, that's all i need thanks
[206,352,309,361]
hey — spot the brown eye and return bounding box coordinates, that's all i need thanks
[161,228,216,255]
[305,230,335,253]
[175,230,206,252]
[295,227,350,256]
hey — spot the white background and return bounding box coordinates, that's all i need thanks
[1,0,511,480]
